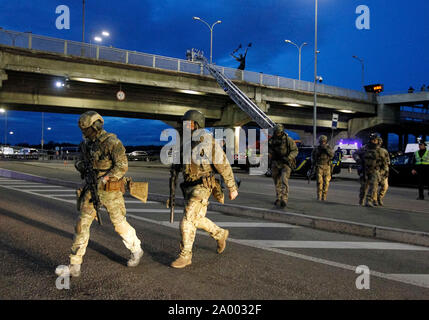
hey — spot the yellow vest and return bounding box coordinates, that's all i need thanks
[415,150,429,165]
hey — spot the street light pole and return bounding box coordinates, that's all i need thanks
[285,40,308,80]
[193,17,222,64]
[352,55,365,90]
[41,112,44,150]
[313,0,318,147]
[82,0,85,43]
[0,108,6,145]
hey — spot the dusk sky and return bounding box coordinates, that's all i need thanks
[0,0,428,146]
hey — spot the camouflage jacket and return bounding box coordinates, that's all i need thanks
[75,130,128,181]
[268,133,298,167]
[311,144,334,166]
[377,147,390,173]
[172,130,237,192]
[363,143,381,173]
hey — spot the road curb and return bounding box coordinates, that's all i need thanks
[1,168,429,248]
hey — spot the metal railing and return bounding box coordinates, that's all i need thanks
[0,28,371,102]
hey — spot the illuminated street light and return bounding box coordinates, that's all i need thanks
[101,31,110,37]
[193,16,222,64]
[94,36,102,42]
[352,55,365,91]
[285,40,308,80]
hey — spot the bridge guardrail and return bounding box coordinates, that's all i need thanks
[0,28,370,102]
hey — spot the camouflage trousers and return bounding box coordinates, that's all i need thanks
[377,170,389,202]
[70,189,142,265]
[316,165,331,200]
[271,165,292,201]
[363,171,380,204]
[179,185,226,259]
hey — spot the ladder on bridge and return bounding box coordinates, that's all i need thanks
[195,52,275,129]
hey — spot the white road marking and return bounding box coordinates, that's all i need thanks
[21,189,74,192]
[125,200,158,204]
[3,185,72,188]
[126,208,220,215]
[232,240,429,251]
[387,274,429,288]
[1,180,429,289]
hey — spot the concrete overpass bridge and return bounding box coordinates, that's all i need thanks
[0,29,427,147]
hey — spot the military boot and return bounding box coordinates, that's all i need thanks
[217,229,229,254]
[280,200,287,208]
[365,200,374,208]
[127,248,144,267]
[171,254,192,269]
[274,199,281,207]
[359,198,365,206]
[378,199,384,206]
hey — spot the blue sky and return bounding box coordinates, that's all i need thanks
[0,0,428,145]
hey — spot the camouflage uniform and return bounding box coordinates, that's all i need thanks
[170,111,237,268]
[311,136,334,201]
[376,138,390,206]
[353,144,368,205]
[362,141,381,207]
[268,125,299,206]
[70,114,142,267]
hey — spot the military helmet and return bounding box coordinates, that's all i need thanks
[274,123,284,134]
[319,135,328,143]
[377,137,383,145]
[369,133,379,140]
[183,110,205,128]
[78,111,104,130]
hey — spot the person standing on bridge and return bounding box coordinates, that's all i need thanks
[268,124,298,208]
[311,135,334,201]
[57,111,143,277]
[411,140,429,200]
[169,110,239,269]
[376,137,390,206]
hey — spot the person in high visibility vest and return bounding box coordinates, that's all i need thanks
[411,141,429,200]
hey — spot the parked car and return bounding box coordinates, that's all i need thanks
[388,152,415,186]
[127,150,150,161]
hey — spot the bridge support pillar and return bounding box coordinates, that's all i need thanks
[0,69,7,88]
[213,104,252,128]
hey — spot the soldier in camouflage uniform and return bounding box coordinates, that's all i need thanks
[58,111,143,277]
[170,110,238,269]
[268,124,298,207]
[376,137,390,206]
[311,135,334,201]
[353,142,368,206]
[362,133,381,207]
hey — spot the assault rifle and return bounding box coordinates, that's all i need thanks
[79,141,103,225]
[166,166,179,224]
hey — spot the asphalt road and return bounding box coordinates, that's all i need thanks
[1,176,429,299]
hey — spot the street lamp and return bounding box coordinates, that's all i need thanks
[313,0,319,147]
[352,55,365,91]
[193,17,222,64]
[0,108,7,145]
[285,40,308,80]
